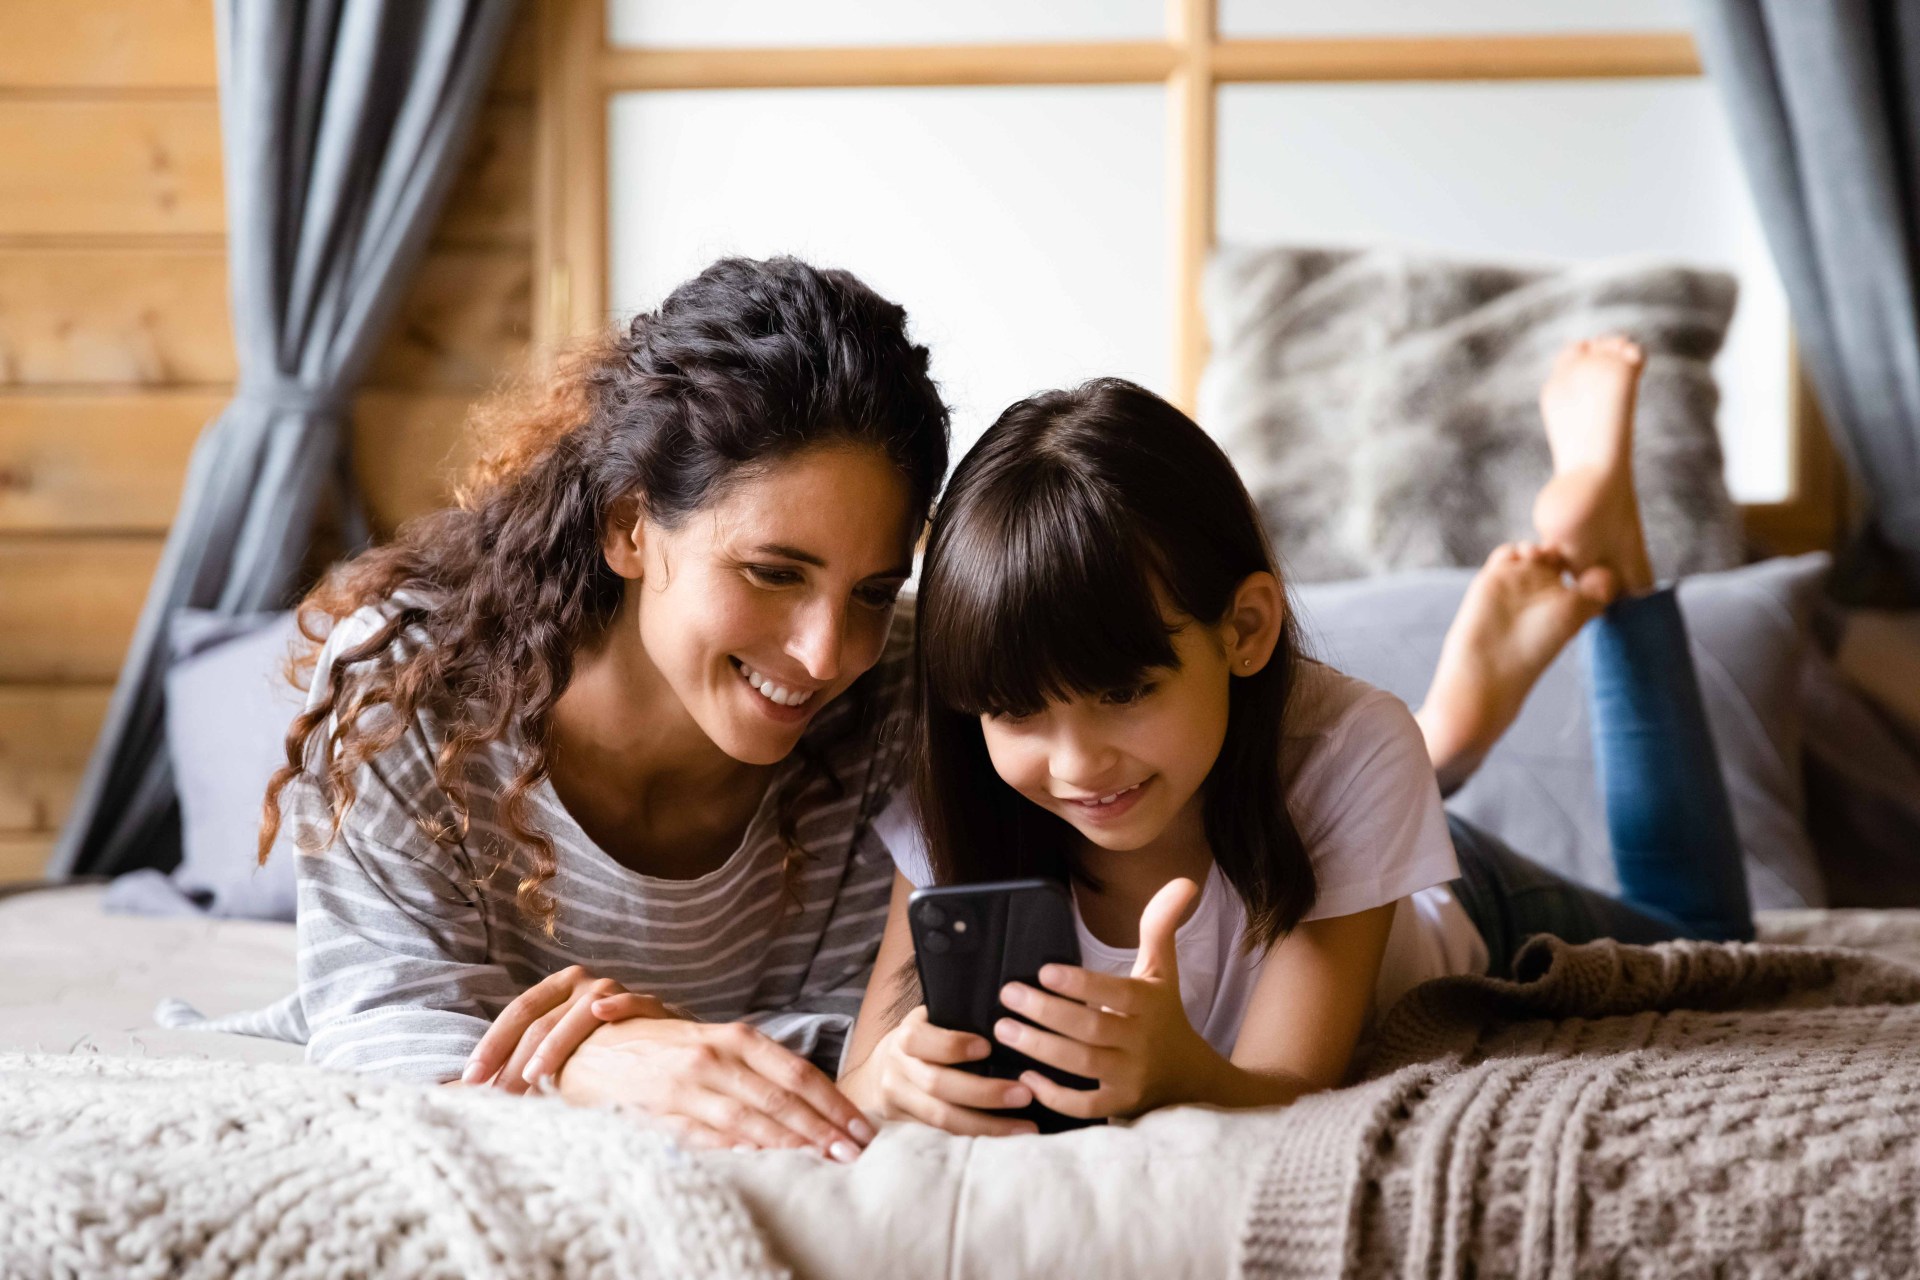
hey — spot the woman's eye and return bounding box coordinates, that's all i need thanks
[855,585,902,610]
[1102,683,1157,707]
[746,565,802,587]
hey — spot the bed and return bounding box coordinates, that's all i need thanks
[10,881,1920,1278]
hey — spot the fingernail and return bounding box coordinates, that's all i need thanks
[460,1060,486,1084]
[829,1140,861,1164]
[521,1058,545,1083]
[1038,965,1063,985]
[732,1144,757,1154]
[848,1117,876,1145]
[969,1038,991,1060]
[1000,984,1027,1008]
[995,1019,1023,1043]
[1007,1085,1032,1106]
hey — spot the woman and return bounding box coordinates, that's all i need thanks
[192,257,949,1162]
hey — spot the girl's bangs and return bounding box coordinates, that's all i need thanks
[920,483,1179,718]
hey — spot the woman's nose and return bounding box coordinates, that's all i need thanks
[786,598,845,684]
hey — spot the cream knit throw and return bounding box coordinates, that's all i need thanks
[0,1054,782,1280]
[1243,936,1920,1278]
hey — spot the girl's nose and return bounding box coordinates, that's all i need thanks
[1049,732,1119,790]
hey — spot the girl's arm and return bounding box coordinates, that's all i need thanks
[1209,901,1395,1105]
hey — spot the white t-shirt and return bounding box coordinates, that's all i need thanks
[879,662,1488,1056]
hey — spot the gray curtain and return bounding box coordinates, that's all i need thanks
[49,0,518,879]
[1693,0,1920,601]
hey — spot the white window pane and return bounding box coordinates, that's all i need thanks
[609,0,1164,49]
[609,87,1169,463]
[1222,0,1690,38]
[1218,80,1791,503]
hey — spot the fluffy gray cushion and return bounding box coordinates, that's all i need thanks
[1200,245,1746,583]
[1294,554,1831,911]
[104,611,302,921]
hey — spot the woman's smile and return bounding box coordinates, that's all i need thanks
[730,656,820,723]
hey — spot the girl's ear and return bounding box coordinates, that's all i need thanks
[602,495,647,582]
[1222,571,1285,676]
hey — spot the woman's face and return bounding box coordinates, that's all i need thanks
[614,444,917,766]
[977,620,1236,852]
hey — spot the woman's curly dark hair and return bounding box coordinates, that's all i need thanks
[259,257,950,930]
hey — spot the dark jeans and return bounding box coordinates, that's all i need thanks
[1448,587,1755,979]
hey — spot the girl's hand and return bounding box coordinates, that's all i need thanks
[846,1006,1040,1138]
[461,964,672,1094]
[557,1017,877,1160]
[993,877,1221,1121]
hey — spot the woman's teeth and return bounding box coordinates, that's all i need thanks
[736,659,814,708]
[1085,782,1143,806]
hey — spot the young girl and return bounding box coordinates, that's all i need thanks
[837,338,1754,1134]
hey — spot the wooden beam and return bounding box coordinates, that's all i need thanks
[1212,33,1699,83]
[599,42,1183,91]
[535,0,609,348]
[1169,0,1217,417]
[0,391,216,532]
[0,99,224,237]
[0,833,53,884]
[0,0,215,92]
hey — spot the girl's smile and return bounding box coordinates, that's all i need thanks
[1054,776,1154,823]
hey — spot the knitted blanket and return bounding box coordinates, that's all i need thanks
[0,1054,781,1280]
[1243,936,1920,1278]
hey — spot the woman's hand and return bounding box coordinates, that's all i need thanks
[460,964,672,1095]
[843,1007,1039,1138]
[993,878,1224,1121]
[558,1016,877,1160]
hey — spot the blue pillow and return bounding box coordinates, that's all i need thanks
[105,610,304,921]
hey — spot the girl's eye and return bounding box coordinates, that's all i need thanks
[746,565,802,587]
[856,584,903,610]
[1102,682,1157,707]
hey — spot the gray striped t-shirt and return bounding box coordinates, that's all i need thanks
[174,602,914,1083]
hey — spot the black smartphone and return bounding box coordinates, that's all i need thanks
[908,878,1103,1134]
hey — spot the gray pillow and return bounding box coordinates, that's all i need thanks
[103,610,304,921]
[1293,554,1831,911]
[1200,245,1745,583]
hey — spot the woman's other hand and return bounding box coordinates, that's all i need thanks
[460,964,672,1094]
[843,1006,1038,1137]
[557,1017,877,1160]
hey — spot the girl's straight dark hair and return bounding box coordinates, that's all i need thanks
[912,378,1316,949]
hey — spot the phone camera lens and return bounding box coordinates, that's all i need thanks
[923,931,952,954]
[919,904,946,928]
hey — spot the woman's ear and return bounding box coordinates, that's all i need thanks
[1222,571,1285,676]
[602,495,647,582]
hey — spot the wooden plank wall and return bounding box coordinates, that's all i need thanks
[0,1,536,879]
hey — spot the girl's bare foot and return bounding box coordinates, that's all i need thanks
[1415,543,1611,794]
[1531,336,1656,595]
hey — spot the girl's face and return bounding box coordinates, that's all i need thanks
[978,620,1238,852]
[607,443,917,766]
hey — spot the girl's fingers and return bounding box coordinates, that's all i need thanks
[999,982,1123,1047]
[1019,1070,1107,1121]
[900,1015,992,1066]
[993,1017,1110,1080]
[902,1056,1033,1112]
[1034,964,1147,1016]
[656,1113,732,1152]
[890,1084,1040,1138]
[736,1031,875,1147]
